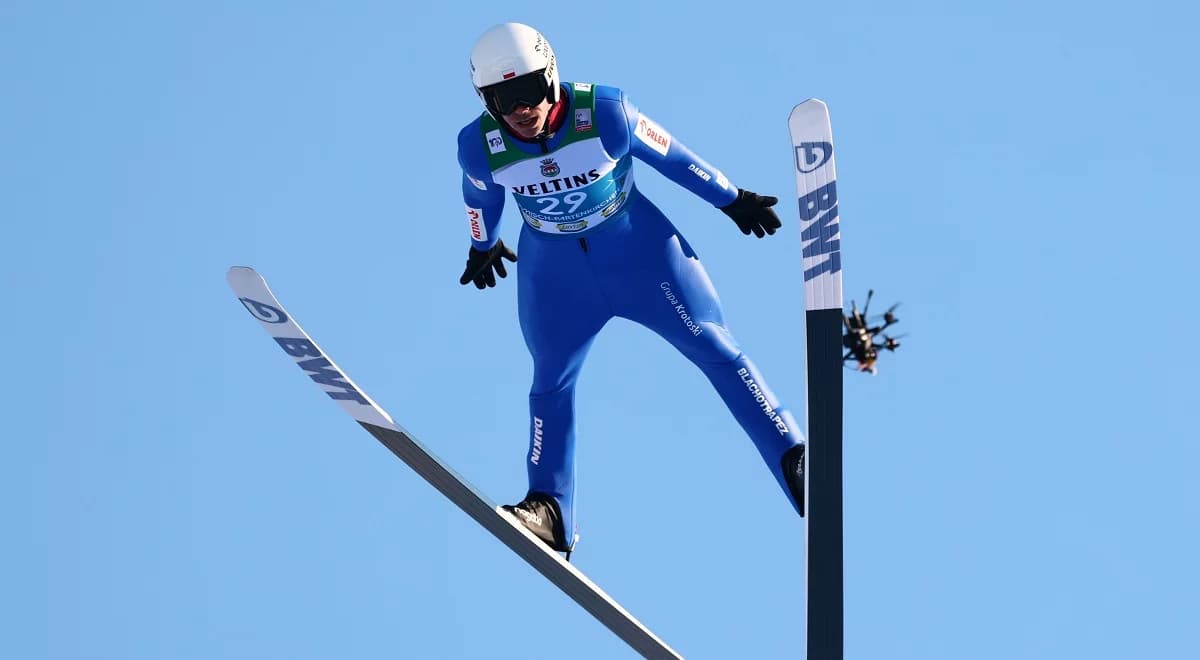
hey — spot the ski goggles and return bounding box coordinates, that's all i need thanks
[480,70,552,117]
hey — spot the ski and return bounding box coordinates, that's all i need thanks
[226,266,683,660]
[789,99,845,660]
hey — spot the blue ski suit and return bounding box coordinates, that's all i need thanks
[457,83,804,539]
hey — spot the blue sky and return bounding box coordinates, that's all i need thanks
[5,1,1198,658]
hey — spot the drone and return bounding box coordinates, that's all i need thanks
[843,289,903,375]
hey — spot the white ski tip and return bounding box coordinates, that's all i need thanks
[226,266,263,288]
[789,99,832,136]
[789,98,828,121]
[789,98,842,311]
[226,266,398,430]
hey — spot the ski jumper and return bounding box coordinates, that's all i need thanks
[457,83,804,539]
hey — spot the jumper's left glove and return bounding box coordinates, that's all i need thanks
[459,239,517,290]
[720,188,782,238]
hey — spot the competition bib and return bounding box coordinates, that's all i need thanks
[480,83,632,235]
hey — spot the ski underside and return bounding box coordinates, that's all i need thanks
[227,266,682,660]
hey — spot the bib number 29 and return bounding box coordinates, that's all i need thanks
[536,191,586,215]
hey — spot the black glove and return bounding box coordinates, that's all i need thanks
[459,239,517,289]
[720,188,782,238]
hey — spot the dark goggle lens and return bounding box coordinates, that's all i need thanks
[482,71,550,115]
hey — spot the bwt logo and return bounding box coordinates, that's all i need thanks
[238,297,369,406]
[794,141,833,173]
[239,297,289,324]
[799,181,841,281]
[275,337,370,406]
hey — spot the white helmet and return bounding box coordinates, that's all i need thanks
[469,23,560,118]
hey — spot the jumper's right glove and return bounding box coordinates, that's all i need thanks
[720,188,782,238]
[459,239,517,289]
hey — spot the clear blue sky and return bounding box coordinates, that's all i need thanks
[5,1,1198,658]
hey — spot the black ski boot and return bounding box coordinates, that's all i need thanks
[782,444,806,517]
[502,492,575,558]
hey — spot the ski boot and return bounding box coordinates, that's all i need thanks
[782,444,806,517]
[502,492,578,560]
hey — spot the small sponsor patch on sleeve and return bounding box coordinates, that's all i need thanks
[574,108,593,132]
[466,173,488,191]
[634,113,671,156]
[716,171,730,190]
[485,129,505,154]
[465,205,487,242]
[573,82,593,92]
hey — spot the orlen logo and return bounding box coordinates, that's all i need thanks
[239,297,288,324]
[794,141,833,173]
[635,114,671,156]
[466,205,486,241]
[640,120,667,147]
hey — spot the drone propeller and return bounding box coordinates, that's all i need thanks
[883,302,901,324]
[882,333,907,350]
